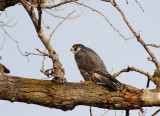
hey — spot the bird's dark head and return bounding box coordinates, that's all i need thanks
[71,44,85,54]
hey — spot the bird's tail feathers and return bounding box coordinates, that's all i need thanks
[94,70,122,85]
[93,73,117,91]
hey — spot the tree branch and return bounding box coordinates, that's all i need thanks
[20,0,65,82]
[74,1,129,40]
[113,66,154,88]
[0,75,160,111]
[113,66,154,82]
[126,110,129,116]
[0,0,20,11]
[152,109,160,116]
[135,0,144,12]
[106,0,160,71]
[145,44,160,48]
[41,0,77,9]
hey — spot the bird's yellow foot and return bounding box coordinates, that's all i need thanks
[81,80,92,85]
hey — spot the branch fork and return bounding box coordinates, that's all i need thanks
[21,0,66,83]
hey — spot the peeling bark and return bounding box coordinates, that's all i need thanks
[0,75,159,111]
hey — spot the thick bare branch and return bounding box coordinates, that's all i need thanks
[20,0,65,82]
[1,75,160,111]
[0,0,20,11]
[40,10,75,77]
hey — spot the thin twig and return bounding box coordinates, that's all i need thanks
[41,0,77,8]
[25,52,46,56]
[0,18,16,27]
[152,109,160,116]
[21,0,66,81]
[1,26,26,56]
[74,1,130,40]
[138,108,145,116]
[42,18,50,29]
[107,0,160,71]
[145,44,160,48]
[49,10,76,41]
[135,0,144,12]
[147,57,153,62]
[43,0,77,8]
[89,106,92,116]
[36,48,50,56]
[113,65,155,85]
[120,111,124,116]
[40,10,75,76]
[126,110,129,116]
[138,110,141,116]
[0,31,6,51]
[100,110,109,116]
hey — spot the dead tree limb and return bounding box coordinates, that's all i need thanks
[100,0,160,89]
[20,0,66,82]
[105,0,160,72]
[0,0,20,11]
[0,75,160,111]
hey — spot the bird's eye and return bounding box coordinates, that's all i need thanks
[74,46,77,51]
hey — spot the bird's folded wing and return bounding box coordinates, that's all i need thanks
[94,70,122,85]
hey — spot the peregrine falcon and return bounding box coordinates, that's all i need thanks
[71,44,122,90]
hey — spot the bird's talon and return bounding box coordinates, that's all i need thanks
[82,81,92,85]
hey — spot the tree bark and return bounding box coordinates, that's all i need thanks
[0,75,160,111]
[0,0,19,11]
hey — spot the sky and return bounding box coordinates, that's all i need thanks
[0,0,160,116]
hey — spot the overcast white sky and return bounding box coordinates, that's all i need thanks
[0,0,160,116]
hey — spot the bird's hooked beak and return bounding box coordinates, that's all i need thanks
[70,48,73,52]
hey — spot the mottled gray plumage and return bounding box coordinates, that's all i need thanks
[71,44,122,90]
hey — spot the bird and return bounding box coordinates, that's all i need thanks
[0,56,10,75]
[70,44,122,90]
